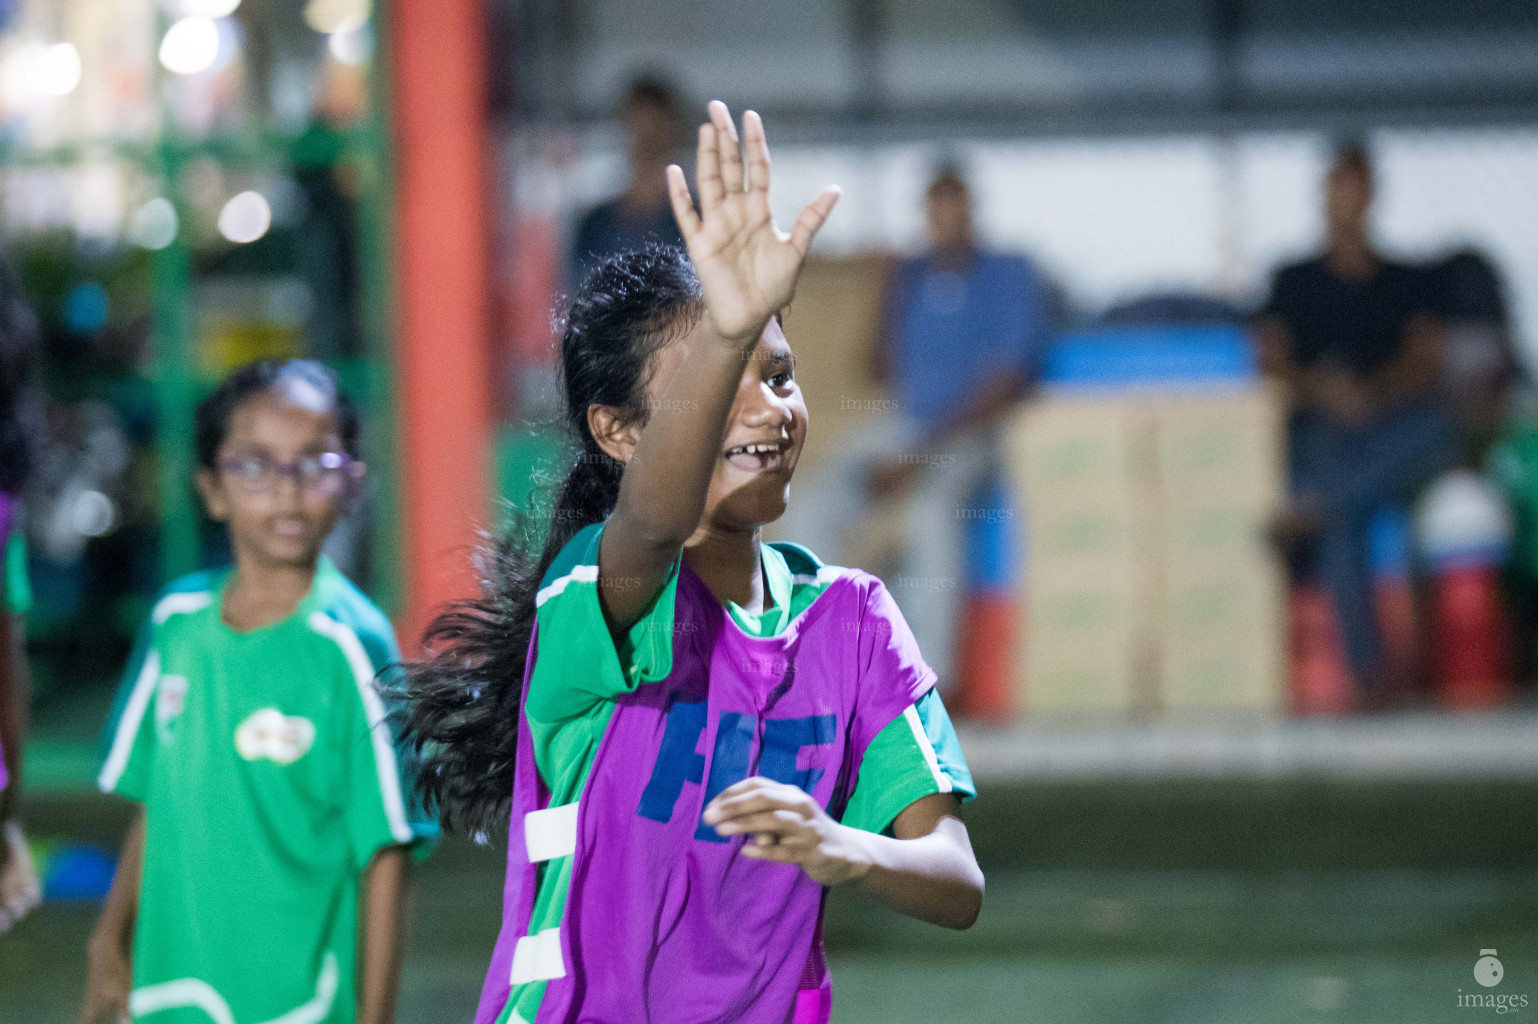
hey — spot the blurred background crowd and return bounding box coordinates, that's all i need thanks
[3,0,1538,1020]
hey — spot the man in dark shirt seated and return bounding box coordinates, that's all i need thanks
[1258,142,1456,706]
[568,77,685,288]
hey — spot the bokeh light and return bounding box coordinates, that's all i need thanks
[217,190,272,243]
[178,0,242,16]
[327,25,371,66]
[158,16,220,75]
[2,41,82,102]
[64,282,109,334]
[36,43,81,97]
[304,0,371,35]
[128,198,179,250]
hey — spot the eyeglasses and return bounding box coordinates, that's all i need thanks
[216,452,356,495]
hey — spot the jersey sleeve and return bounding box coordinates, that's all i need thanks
[523,519,682,723]
[330,613,437,869]
[840,688,977,835]
[97,618,160,802]
[850,574,940,757]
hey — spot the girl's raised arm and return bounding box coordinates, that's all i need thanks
[595,102,839,633]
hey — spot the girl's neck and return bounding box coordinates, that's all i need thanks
[683,526,770,614]
[222,552,318,633]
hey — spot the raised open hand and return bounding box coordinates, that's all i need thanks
[667,101,840,343]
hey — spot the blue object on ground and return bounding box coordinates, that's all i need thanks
[963,473,1018,595]
[42,843,116,901]
[1039,325,1256,390]
[1369,507,1413,579]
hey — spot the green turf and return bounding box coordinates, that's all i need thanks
[7,787,1536,1022]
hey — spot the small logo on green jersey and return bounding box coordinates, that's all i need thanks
[235,708,316,766]
[156,675,188,735]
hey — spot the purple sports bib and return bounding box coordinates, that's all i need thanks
[475,559,934,1024]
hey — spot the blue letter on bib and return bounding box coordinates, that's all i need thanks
[760,714,836,795]
[637,699,707,824]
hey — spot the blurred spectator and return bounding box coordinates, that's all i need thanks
[861,166,1052,692]
[1258,143,1457,704]
[567,77,685,287]
[1426,247,1523,458]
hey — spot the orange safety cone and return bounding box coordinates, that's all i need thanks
[1430,563,1513,710]
[1289,585,1355,715]
[954,592,1016,723]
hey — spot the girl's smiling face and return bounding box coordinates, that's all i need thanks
[649,316,808,533]
[195,380,359,570]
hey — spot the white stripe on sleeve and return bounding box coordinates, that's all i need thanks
[902,703,954,794]
[98,649,161,794]
[307,612,414,844]
[536,563,598,608]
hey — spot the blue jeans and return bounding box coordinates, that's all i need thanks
[1290,398,1458,688]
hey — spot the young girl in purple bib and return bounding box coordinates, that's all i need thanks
[403,101,984,1024]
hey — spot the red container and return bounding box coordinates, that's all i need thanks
[1430,564,1513,710]
[954,592,1016,723]
[1289,586,1354,715]
[1375,576,1420,698]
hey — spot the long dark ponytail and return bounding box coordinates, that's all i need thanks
[397,244,702,837]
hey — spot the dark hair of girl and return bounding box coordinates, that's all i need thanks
[397,243,702,837]
[194,358,360,469]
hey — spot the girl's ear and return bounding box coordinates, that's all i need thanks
[194,467,230,523]
[587,403,640,464]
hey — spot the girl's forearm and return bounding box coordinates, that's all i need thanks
[357,846,410,1024]
[851,817,984,930]
[613,330,752,549]
[90,811,144,956]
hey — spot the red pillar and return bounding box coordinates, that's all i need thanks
[390,0,493,652]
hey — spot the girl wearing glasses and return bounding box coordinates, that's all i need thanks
[81,359,437,1024]
[402,103,983,1024]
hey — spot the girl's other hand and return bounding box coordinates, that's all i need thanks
[667,102,840,343]
[702,777,873,886]
[0,821,42,932]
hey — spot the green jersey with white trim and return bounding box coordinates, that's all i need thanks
[496,522,975,1023]
[98,557,438,1024]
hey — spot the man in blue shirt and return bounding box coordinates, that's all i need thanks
[568,78,685,288]
[861,167,1051,692]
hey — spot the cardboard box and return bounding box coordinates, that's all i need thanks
[1018,584,1145,715]
[1002,396,1153,505]
[778,256,891,476]
[1151,387,1285,511]
[1002,396,1158,718]
[1157,556,1287,713]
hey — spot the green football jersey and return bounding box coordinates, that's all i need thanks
[98,557,438,1024]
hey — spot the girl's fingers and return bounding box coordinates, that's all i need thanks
[743,110,771,198]
[741,839,813,863]
[740,843,793,861]
[789,186,842,256]
[666,164,701,238]
[711,809,805,836]
[697,123,724,213]
[703,787,801,824]
[708,100,745,194]
[714,775,777,799]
